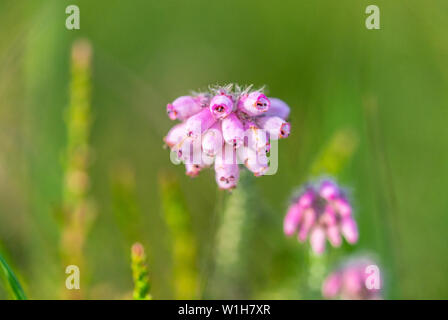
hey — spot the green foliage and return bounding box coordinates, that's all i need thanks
[0,253,27,300]
[310,129,358,178]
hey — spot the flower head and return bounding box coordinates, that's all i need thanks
[284,179,358,254]
[163,84,291,190]
[322,257,382,300]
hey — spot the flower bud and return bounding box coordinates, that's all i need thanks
[319,180,339,200]
[310,227,326,255]
[284,203,303,236]
[185,163,202,177]
[341,218,358,244]
[326,224,342,247]
[238,147,269,176]
[214,155,239,190]
[298,209,316,242]
[209,94,233,119]
[185,108,216,139]
[257,116,290,139]
[202,122,223,156]
[245,125,270,153]
[167,96,203,121]
[164,122,186,148]
[238,92,270,116]
[222,113,244,148]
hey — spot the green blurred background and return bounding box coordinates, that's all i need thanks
[0,0,447,299]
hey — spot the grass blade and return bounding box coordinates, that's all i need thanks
[0,253,27,300]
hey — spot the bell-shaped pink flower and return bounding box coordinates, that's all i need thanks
[238,91,270,116]
[283,203,303,236]
[185,108,216,139]
[257,116,290,139]
[167,95,204,121]
[222,113,244,148]
[214,150,239,190]
[185,163,202,177]
[237,147,269,176]
[164,122,186,148]
[209,94,234,120]
[202,122,224,157]
[245,123,270,153]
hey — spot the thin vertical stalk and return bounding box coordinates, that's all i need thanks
[159,173,198,299]
[60,39,95,299]
[131,243,151,300]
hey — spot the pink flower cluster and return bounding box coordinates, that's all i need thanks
[322,258,382,300]
[164,85,291,190]
[284,179,359,255]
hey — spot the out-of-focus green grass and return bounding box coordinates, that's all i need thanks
[0,0,447,299]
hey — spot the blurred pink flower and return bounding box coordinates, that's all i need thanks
[284,179,359,254]
[322,258,382,300]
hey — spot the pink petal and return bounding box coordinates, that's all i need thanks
[310,227,326,255]
[238,92,270,116]
[222,113,244,148]
[167,96,203,121]
[209,94,233,119]
[326,224,342,247]
[185,108,216,139]
[202,122,223,156]
[298,209,316,242]
[341,218,359,244]
[283,203,303,236]
[322,273,342,299]
[256,116,290,139]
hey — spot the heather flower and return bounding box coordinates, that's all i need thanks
[202,122,223,156]
[221,113,244,148]
[257,116,291,139]
[209,93,234,119]
[163,84,291,190]
[185,107,216,139]
[238,91,270,116]
[284,179,358,254]
[167,95,206,121]
[164,122,186,148]
[322,258,382,300]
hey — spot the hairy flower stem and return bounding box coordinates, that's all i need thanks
[131,243,151,300]
[60,39,96,299]
[306,248,328,297]
[207,170,254,299]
